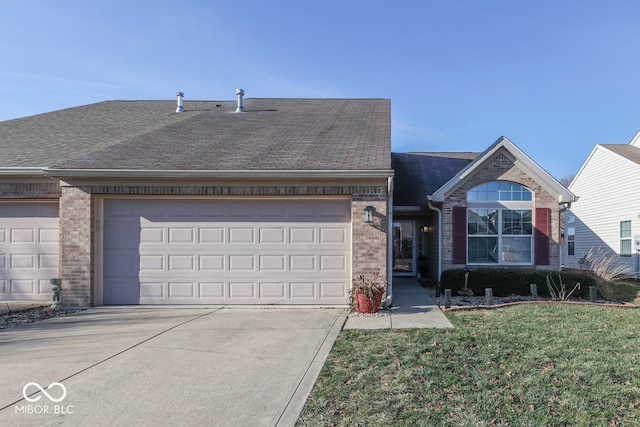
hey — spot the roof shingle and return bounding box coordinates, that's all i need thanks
[0,98,391,171]
[391,152,480,206]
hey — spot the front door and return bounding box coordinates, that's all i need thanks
[393,221,415,275]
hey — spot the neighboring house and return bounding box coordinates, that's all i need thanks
[392,137,576,282]
[0,93,393,306]
[565,131,640,275]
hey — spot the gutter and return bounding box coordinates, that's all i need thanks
[0,167,50,177]
[383,176,394,308]
[42,168,395,180]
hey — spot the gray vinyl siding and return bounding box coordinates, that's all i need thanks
[567,146,640,275]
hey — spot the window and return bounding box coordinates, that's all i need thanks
[567,227,575,256]
[620,220,632,257]
[466,182,534,264]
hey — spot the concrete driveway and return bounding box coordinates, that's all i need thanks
[0,306,347,426]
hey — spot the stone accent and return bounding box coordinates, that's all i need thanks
[59,182,389,306]
[440,150,562,275]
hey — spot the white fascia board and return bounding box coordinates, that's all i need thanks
[43,168,395,180]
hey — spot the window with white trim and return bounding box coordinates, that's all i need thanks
[567,227,575,256]
[620,220,632,257]
[467,182,533,264]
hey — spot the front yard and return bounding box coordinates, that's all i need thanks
[297,304,640,426]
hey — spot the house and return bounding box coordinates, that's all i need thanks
[564,131,640,276]
[0,91,575,306]
[0,92,393,306]
[392,137,576,283]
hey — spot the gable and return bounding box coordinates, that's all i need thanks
[430,137,575,204]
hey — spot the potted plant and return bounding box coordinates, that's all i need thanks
[351,273,386,313]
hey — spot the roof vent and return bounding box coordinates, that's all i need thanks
[235,88,245,113]
[175,92,184,113]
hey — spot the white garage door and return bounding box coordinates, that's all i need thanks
[102,198,351,305]
[0,202,59,301]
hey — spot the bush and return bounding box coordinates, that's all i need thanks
[440,268,597,298]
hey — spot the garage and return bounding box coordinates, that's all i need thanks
[102,198,351,305]
[0,202,59,301]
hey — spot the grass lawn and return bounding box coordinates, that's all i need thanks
[297,305,640,426]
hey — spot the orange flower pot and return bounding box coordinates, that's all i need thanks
[356,291,384,313]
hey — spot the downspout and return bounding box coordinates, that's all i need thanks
[558,201,573,269]
[383,176,394,308]
[427,198,442,288]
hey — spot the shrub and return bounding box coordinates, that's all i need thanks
[440,268,596,298]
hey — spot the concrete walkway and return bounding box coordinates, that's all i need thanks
[343,278,453,329]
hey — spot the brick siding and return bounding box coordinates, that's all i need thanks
[440,152,562,275]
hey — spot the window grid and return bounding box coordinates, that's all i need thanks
[620,220,632,257]
[467,181,533,202]
[567,227,575,256]
[468,208,533,264]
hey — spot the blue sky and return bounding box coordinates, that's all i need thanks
[2,1,640,179]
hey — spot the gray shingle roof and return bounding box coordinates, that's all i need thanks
[0,98,391,171]
[391,152,480,206]
[601,144,640,166]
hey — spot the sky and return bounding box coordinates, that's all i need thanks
[2,1,640,180]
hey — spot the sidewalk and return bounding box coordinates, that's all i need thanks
[343,277,453,329]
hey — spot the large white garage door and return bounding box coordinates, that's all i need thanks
[0,202,59,301]
[102,198,351,305]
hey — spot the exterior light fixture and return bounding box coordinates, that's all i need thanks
[364,206,375,223]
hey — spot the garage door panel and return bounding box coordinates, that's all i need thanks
[321,282,347,298]
[229,282,256,298]
[290,282,315,298]
[11,254,35,269]
[168,227,195,243]
[11,229,35,243]
[140,282,164,298]
[104,199,350,305]
[11,279,35,294]
[168,255,195,271]
[260,255,286,271]
[289,227,315,244]
[0,202,59,300]
[140,227,164,244]
[168,282,195,298]
[320,228,346,244]
[259,227,285,243]
[229,227,255,243]
[320,255,347,271]
[140,255,164,271]
[260,282,285,298]
[199,282,225,298]
[199,227,224,243]
[199,255,225,270]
